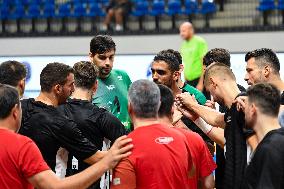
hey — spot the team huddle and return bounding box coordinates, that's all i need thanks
[0,33,284,189]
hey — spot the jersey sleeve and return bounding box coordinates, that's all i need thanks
[54,119,98,161]
[199,139,217,177]
[18,139,50,179]
[120,70,132,90]
[97,111,128,141]
[111,158,136,189]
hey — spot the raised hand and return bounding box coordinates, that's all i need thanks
[102,135,133,169]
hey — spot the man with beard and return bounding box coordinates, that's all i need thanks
[58,61,127,189]
[176,63,257,189]
[89,35,132,131]
[19,63,105,173]
[244,48,284,125]
[150,51,215,154]
[240,83,284,189]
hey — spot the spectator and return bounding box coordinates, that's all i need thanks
[101,0,131,31]
[179,22,208,95]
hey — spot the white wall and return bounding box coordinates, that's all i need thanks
[0,31,283,56]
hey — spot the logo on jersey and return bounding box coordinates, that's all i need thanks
[117,75,123,80]
[155,137,174,144]
[226,116,231,123]
[106,85,115,90]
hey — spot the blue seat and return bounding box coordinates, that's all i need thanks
[277,0,284,10]
[167,0,183,16]
[56,3,72,18]
[85,2,105,17]
[8,4,25,20]
[183,0,198,14]
[131,1,149,17]
[0,5,9,20]
[149,0,165,16]
[199,0,217,14]
[258,0,275,11]
[26,4,41,18]
[72,3,86,18]
[42,2,55,18]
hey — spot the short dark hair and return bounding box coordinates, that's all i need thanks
[247,83,280,117]
[73,61,98,90]
[159,49,182,65]
[0,60,27,87]
[40,63,74,92]
[158,84,174,117]
[245,48,280,73]
[90,35,116,55]
[0,84,20,119]
[203,48,231,67]
[153,52,180,72]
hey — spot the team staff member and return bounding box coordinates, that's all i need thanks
[176,63,257,189]
[112,80,193,189]
[89,35,132,131]
[240,83,284,188]
[157,84,216,189]
[0,84,133,189]
[19,63,104,172]
[179,22,208,92]
[59,61,127,189]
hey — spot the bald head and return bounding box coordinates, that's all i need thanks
[179,22,194,40]
[204,62,236,88]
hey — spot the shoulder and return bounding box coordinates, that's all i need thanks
[194,36,207,43]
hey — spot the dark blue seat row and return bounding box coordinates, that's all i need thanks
[257,0,284,25]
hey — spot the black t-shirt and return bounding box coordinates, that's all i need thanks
[215,84,246,189]
[19,98,98,171]
[223,103,248,189]
[58,99,127,176]
[242,128,284,189]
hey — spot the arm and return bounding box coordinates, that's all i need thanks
[200,174,215,189]
[29,136,133,189]
[176,93,226,128]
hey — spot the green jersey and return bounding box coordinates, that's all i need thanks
[180,35,208,81]
[182,83,207,105]
[92,69,132,131]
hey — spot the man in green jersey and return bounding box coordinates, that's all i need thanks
[180,22,208,93]
[89,35,132,131]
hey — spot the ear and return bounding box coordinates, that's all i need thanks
[17,79,26,97]
[92,80,99,94]
[179,64,184,72]
[89,52,94,62]
[263,65,270,78]
[11,104,20,120]
[173,71,180,81]
[209,77,217,88]
[54,84,62,95]
[128,102,133,116]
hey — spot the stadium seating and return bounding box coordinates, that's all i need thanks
[149,0,165,30]
[257,0,276,26]
[277,0,284,24]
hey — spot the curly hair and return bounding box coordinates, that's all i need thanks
[73,61,99,89]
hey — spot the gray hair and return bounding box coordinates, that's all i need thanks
[128,79,161,118]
